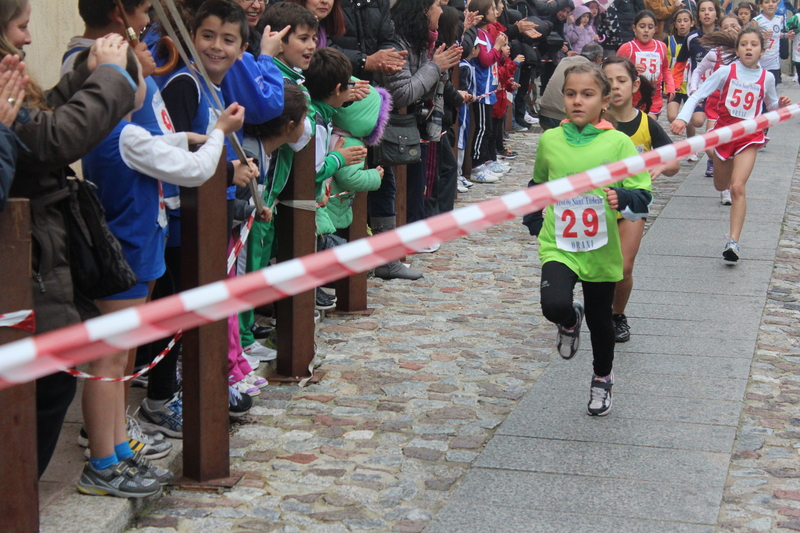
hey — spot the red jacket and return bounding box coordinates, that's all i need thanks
[492,56,519,118]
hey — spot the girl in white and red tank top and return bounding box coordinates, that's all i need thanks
[670,27,791,263]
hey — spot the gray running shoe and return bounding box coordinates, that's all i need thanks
[77,461,160,498]
[556,303,584,359]
[125,450,174,485]
[588,372,614,416]
[723,240,740,262]
[137,392,184,439]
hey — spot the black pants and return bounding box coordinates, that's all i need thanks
[435,129,458,213]
[37,372,77,477]
[769,68,782,85]
[492,116,505,155]
[471,102,493,167]
[540,261,616,376]
[514,64,533,126]
[135,245,181,401]
[407,144,427,224]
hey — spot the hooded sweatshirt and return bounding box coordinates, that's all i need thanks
[565,5,597,53]
[322,86,392,230]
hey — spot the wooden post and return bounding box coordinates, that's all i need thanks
[334,192,368,313]
[0,199,37,533]
[274,140,316,378]
[180,153,230,482]
[393,107,408,228]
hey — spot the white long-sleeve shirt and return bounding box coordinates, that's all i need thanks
[688,50,731,94]
[677,64,779,124]
[119,126,226,187]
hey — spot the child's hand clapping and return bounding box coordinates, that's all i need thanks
[334,137,367,167]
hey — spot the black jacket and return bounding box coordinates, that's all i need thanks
[329,0,397,82]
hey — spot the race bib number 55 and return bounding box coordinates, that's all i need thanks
[554,194,608,252]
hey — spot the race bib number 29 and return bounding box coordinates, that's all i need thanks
[554,194,608,252]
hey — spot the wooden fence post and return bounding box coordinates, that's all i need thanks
[274,140,316,379]
[0,199,37,533]
[393,107,408,228]
[334,191,369,313]
[180,153,230,482]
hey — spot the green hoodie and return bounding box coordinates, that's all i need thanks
[321,86,387,230]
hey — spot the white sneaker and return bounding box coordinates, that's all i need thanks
[243,352,260,370]
[416,243,440,253]
[243,340,277,362]
[720,188,732,205]
[687,153,698,162]
[232,378,260,397]
[524,112,538,125]
[457,180,469,193]
[470,164,500,183]
[487,161,509,174]
[459,176,473,188]
[244,371,268,389]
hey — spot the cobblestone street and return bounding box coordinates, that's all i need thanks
[124,83,800,533]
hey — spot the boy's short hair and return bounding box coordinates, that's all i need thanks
[261,3,319,43]
[78,0,146,28]
[244,82,308,138]
[74,45,140,84]
[304,48,352,101]
[192,0,249,46]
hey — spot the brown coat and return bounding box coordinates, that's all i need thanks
[9,59,135,334]
[643,0,682,39]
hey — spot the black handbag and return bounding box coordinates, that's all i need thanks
[374,112,422,166]
[65,177,138,300]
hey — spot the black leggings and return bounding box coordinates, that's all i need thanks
[471,102,493,167]
[540,261,616,376]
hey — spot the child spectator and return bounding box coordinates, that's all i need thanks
[566,3,600,53]
[469,0,508,183]
[78,49,248,497]
[160,0,259,414]
[457,44,479,191]
[492,45,523,162]
[754,0,792,83]
[237,1,319,356]
[322,85,391,231]
[63,0,185,450]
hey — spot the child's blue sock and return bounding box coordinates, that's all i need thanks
[114,441,134,461]
[89,453,118,471]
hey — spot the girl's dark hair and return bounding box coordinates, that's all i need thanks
[468,0,495,26]
[701,25,766,63]
[734,1,758,18]
[696,0,722,25]
[244,82,308,138]
[438,5,463,46]
[633,9,657,26]
[602,55,654,114]
[563,63,611,97]
[668,8,695,35]
[284,0,346,39]
[392,0,438,52]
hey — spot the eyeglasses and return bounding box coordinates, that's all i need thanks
[240,0,266,6]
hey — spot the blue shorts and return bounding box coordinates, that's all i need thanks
[694,98,706,114]
[98,280,150,301]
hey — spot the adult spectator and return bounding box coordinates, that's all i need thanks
[0,54,25,212]
[643,0,685,39]
[538,42,603,128]
[239,0,268,54]
[372,0,461,276]
[285,0,347,48]
[598,0,644,52]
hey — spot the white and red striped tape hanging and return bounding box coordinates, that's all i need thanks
[0,104,797,389]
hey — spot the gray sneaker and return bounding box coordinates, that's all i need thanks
[556,303,584,359]
[125,450,174,485]
[77,461,160,498]
[137,392,184,439]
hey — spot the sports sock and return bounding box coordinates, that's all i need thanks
[89,453,118,471]
[115,441,134,461]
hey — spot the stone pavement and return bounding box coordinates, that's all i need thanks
[120,86,800,533]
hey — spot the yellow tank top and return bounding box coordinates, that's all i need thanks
[629,110,652,155]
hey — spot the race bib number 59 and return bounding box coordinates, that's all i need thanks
[554,194,608,252]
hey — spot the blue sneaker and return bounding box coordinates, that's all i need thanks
[469,164,500,183]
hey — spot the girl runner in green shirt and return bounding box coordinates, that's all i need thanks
[523,63,653,416]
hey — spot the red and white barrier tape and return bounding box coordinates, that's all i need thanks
[228,210,257,274]
[0,104,797,389]
[0,310,35,332]
[58,332,182,382]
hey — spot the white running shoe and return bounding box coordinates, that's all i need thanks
[524,112,538,124]
[243,340,277,362]
[243,353,260,371]
[687,153,698,162]
[469,165,500,183]
[416,243,440,253]
[459,176,473,188]
[720,188,732,205]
